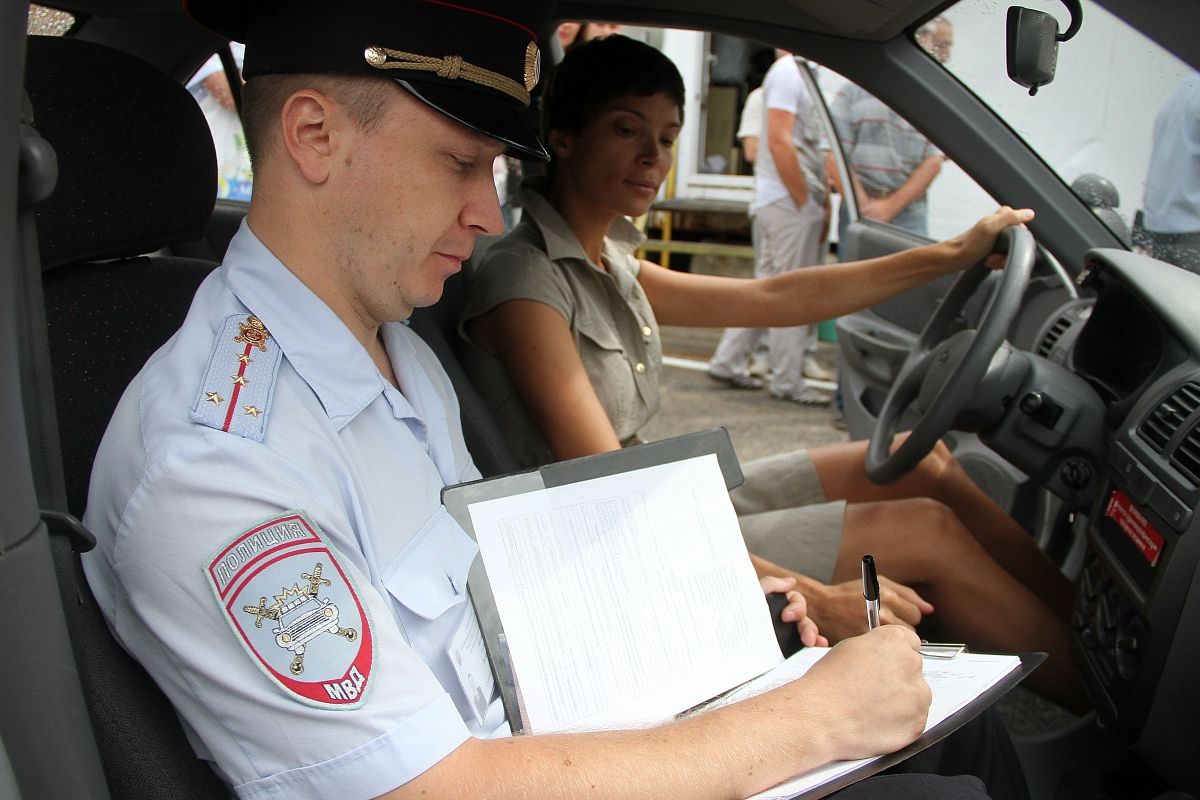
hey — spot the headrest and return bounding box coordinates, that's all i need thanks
[25,36,217,270]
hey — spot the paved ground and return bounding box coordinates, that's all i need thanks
[645,327,848,464]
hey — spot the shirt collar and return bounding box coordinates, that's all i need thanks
[519,178,647,266]
[221,221,390,430]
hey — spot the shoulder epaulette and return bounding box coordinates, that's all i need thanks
[190,314,282,442]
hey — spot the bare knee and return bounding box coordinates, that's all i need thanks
[915,438,955,478]
[904,497,973,551]
[843,498,972,560]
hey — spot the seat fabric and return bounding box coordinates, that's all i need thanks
[26,34,228,799]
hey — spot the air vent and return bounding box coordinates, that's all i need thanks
[1171,423,1200,487]
[1037,314,1073,357]
[1139,382,1200,453]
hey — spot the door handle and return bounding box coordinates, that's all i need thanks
[838,320,913,386]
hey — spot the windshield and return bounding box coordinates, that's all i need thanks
[939,0,1196,266]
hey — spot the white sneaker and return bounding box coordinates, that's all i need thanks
[803,356,835,382]
[770,387,833,406]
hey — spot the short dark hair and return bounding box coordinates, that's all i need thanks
[240,73,396,172]
[541,34,685,139]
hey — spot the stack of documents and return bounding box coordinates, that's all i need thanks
[468,453,778,732]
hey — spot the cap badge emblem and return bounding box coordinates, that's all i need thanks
[234,315,272,352]
[524,41,541,91]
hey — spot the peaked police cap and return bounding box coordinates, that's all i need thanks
[184,0,552,160]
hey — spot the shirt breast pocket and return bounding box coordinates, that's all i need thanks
[575,313,633,426]
[382,507,478,626]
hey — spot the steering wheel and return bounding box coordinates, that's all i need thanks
[865,226,1036,484]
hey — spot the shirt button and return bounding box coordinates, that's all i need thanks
[635,362,647,374]
[642,326,652,337]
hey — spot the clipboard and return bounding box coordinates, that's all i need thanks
[777,651,1047,800]
[441,427,744,732]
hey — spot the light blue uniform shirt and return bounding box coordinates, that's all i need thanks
[83,222,504,799]
[1143,74,1200,234]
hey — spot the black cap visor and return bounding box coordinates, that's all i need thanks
[395,79,547,162]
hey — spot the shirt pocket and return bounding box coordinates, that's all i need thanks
[381,506,478,622]
[574,312,633,427]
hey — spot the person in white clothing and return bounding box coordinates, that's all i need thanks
[709,53,832,404]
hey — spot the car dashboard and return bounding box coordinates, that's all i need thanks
[1054,250,1200,792]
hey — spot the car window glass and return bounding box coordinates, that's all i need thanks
[27,4,74,36]
[633,26,999,248]
[820,69,998,242]
[655,27,758,205]
[694,34,774,178]
[939,0,1195,260]
[186,44,253,203]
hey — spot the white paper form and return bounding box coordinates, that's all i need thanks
[714,648,1023,800]
[468,453,782,733]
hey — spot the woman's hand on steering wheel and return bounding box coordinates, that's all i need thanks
[865,214,1039,484]
[943,206,1035,271]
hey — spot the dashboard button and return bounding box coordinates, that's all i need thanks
[1061,459,1094,490]
[1148,485,1193,532]
[1110,443,1155,504]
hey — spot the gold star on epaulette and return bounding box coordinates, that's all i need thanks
[244,406,262,418]
[206,391,224,405]
[231,375,249,387]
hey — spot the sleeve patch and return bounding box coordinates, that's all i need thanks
[190,314,282,441]
[205,512,375,709]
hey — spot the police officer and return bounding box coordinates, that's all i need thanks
[82,1,1006,797]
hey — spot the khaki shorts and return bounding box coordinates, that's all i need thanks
[731,449,846,583]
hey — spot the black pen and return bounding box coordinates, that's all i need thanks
[862,554,881,630]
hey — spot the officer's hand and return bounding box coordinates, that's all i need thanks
[790,626,930,762]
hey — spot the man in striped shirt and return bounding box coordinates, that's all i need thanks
[831,18,953,237]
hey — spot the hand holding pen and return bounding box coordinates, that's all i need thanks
[863,554,966,658]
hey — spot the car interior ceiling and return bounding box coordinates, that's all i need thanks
[38,0,1200,77]
[53,0,951,39]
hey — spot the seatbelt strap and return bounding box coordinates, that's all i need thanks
[17,90,69,512]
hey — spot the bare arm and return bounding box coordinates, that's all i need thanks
[861,154,944,224]
[641,205,1034,327]
[382,626,931,799]
[824,150,842,195]
[464,299,622,461]
[202,71,235,110]
[741,134,760,166]
[766,107,810,209]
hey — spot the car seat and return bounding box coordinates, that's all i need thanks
[23,34,227,799]
[408,261,522,477]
